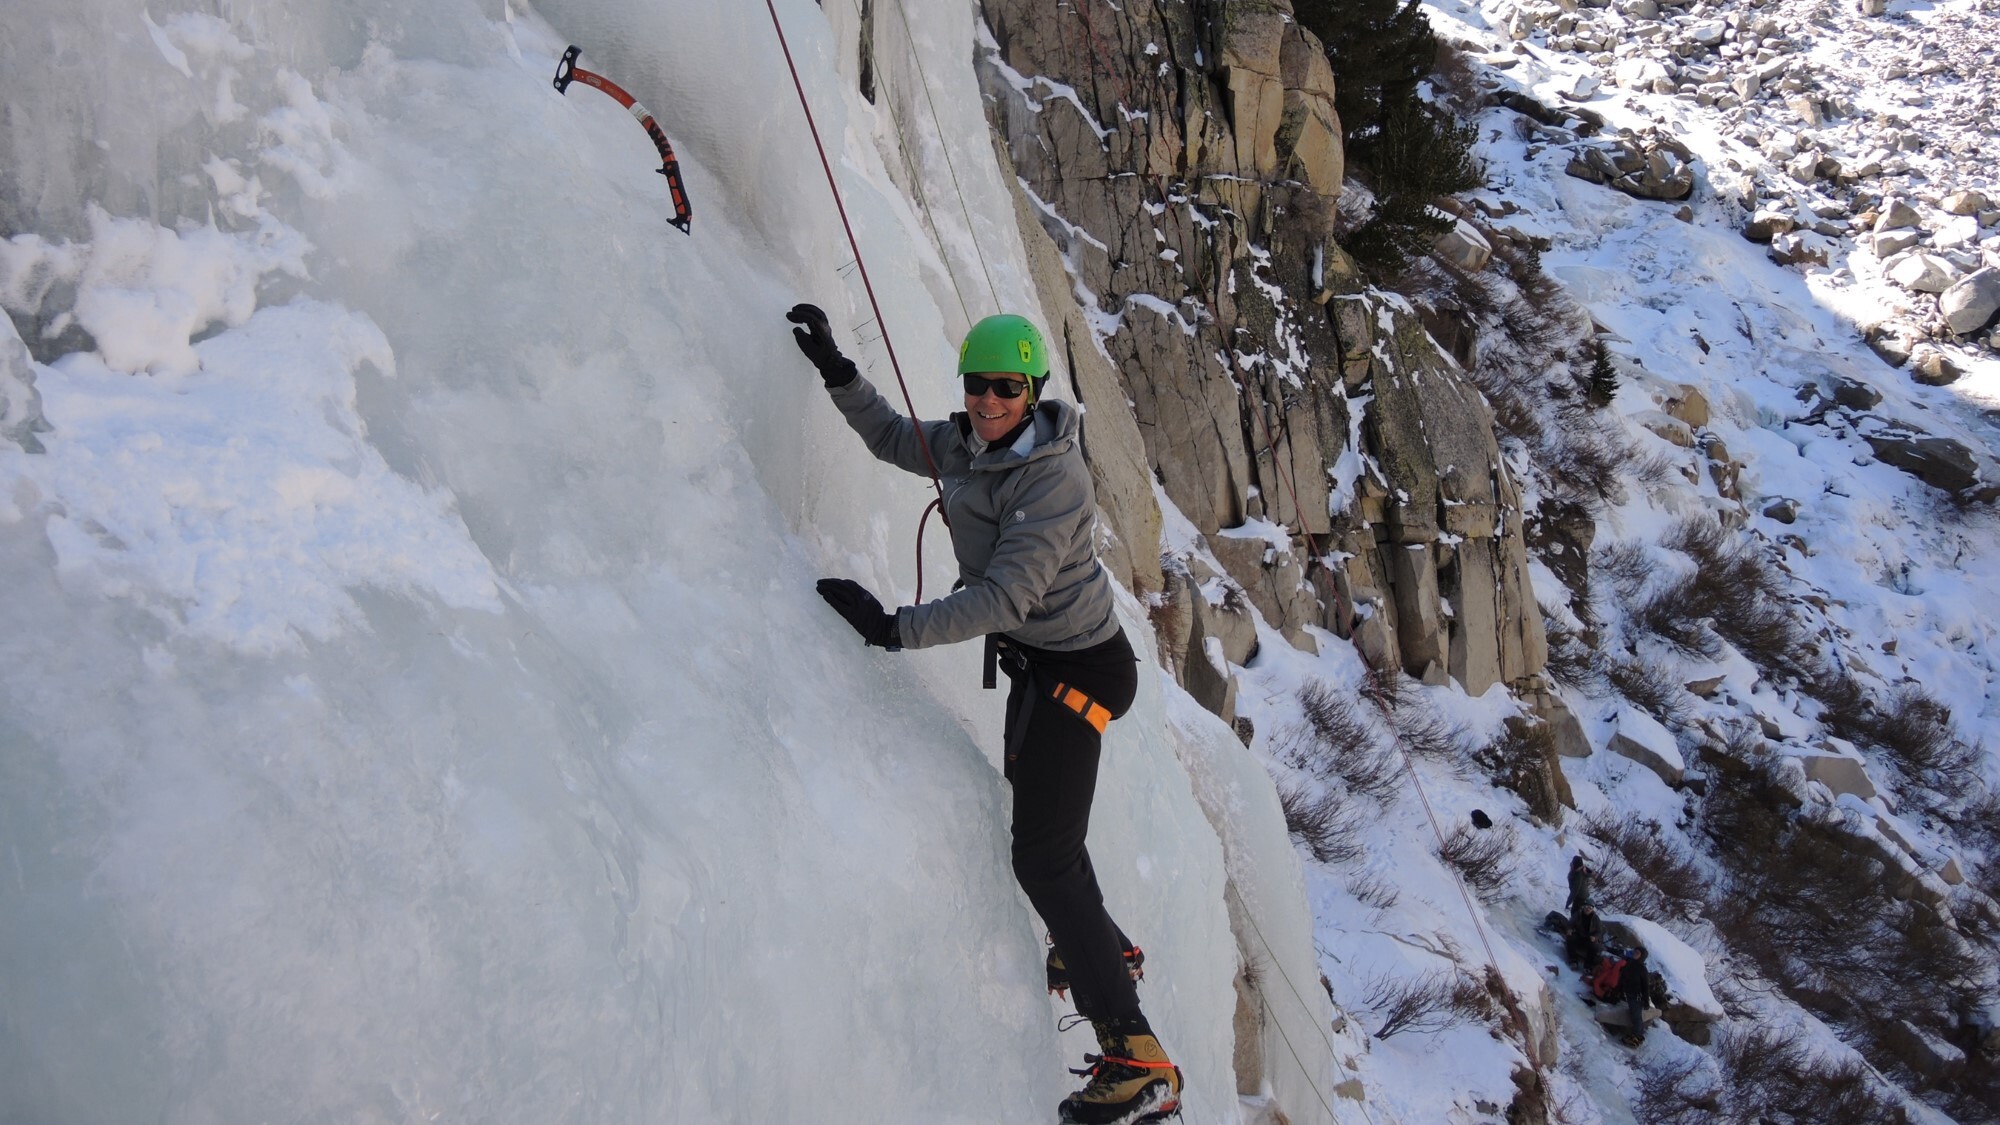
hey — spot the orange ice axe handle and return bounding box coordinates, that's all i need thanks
[554,45,693,234]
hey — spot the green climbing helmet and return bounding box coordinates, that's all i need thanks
[957,314,1049,379]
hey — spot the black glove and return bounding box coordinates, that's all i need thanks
[787,303,856,388]
[816,578,901,649]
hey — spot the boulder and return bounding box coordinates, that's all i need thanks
[1874,198,1923,232]
[1,321,52,454]
[1531,690,1593,760]
[1185,622,1241,724]
[1831,375,1883,409]
[1940,267,2000,335]
[1784,149,1823,183]
[1561,73,1602,102]
[1599,914,1724,1032]
[1941,189,1992,216]
[1664,384,1710,428]
[1743,209,1795,243]
[1864,428,2000,500]
[1872,229,1922,257]
[1883,1019,1966,1079]
[1762,497,1800,523]
[1609,704,1686,785]
[1684,674,1726,697]
[1864,325,1916,368]
[1187,563,1260,667]
[1785,95,1824,128]
[1910,349,1963,387]
[1937,854,1964,886]
[1888,253,1959,294]
[1797,748,1876,801]
[1635,409,1696,448]
[1731,72,1761,100]
[1390,543,1447,674]
[1212,524,1317,636]
[1769,231,1829,267]
[1446,537,1505,695]
[1434,219,1494,272]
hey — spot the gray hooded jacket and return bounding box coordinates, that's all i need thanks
[827,373,1118,652]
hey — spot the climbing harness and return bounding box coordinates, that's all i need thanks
[553,46,693,234]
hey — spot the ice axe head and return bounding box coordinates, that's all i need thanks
[553,45,580,94]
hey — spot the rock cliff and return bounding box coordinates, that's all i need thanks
[977,0,1547,704]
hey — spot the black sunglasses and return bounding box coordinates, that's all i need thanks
[963,373,1031,399]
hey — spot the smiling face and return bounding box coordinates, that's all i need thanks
[965,373,1031,444]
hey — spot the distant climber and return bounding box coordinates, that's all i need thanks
[1567,903,1605,972]
[1620,946,1652,1046]
[1588,947,1624,1002]
[1566,855,1592,923]
[790,304,1182,1125]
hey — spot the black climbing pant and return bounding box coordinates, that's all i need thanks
[1001,626,1141,1026]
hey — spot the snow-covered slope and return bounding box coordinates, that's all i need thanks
[0,2,1334,1121]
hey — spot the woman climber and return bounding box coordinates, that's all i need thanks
[788,303,1183,1125]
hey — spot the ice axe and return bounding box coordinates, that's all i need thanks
[553,45,692,234]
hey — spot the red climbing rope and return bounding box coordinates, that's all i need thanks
[763,0,949,602]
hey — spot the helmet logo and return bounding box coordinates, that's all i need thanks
[1018,340,1034,364]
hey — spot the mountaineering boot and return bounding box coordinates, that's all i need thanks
[1057,1019,1183,1124]
[1046,935,1145,1000]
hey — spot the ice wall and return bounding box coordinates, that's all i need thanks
[0,1,1303,1121]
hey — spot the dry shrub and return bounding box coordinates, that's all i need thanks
[1346,867,1401,912]
[1540,401,1640,511]
[1359,672,1471,770]
[1591,539,1652,592]
[1279,781,1368,865]
[1659,514,1812,671]
[1363,968,1491,1038]
[1634,1051,1722,1125]
[1279,679,1401,801]
[1540,610,1605,693]
[1395,703,1470,767]
[1580,813,1707,922]
[1700,760,1988,1085]
[1711,1024,1897,1123]
[1843,683,1976,791]
[1437,821,1517,899]
[1607,654,1691,726]
[1629,569,1727,660]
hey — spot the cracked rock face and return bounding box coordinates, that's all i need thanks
[978,0,1546,702]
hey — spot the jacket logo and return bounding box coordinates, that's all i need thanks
[1013,510,1027,523]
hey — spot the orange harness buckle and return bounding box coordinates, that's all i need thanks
[1050,682,1113,734]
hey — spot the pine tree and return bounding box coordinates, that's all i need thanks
[1296,0,1483,276]
[1293,0,1438,150]
[1587,340,1618,408]
[1339,101,1482,275]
